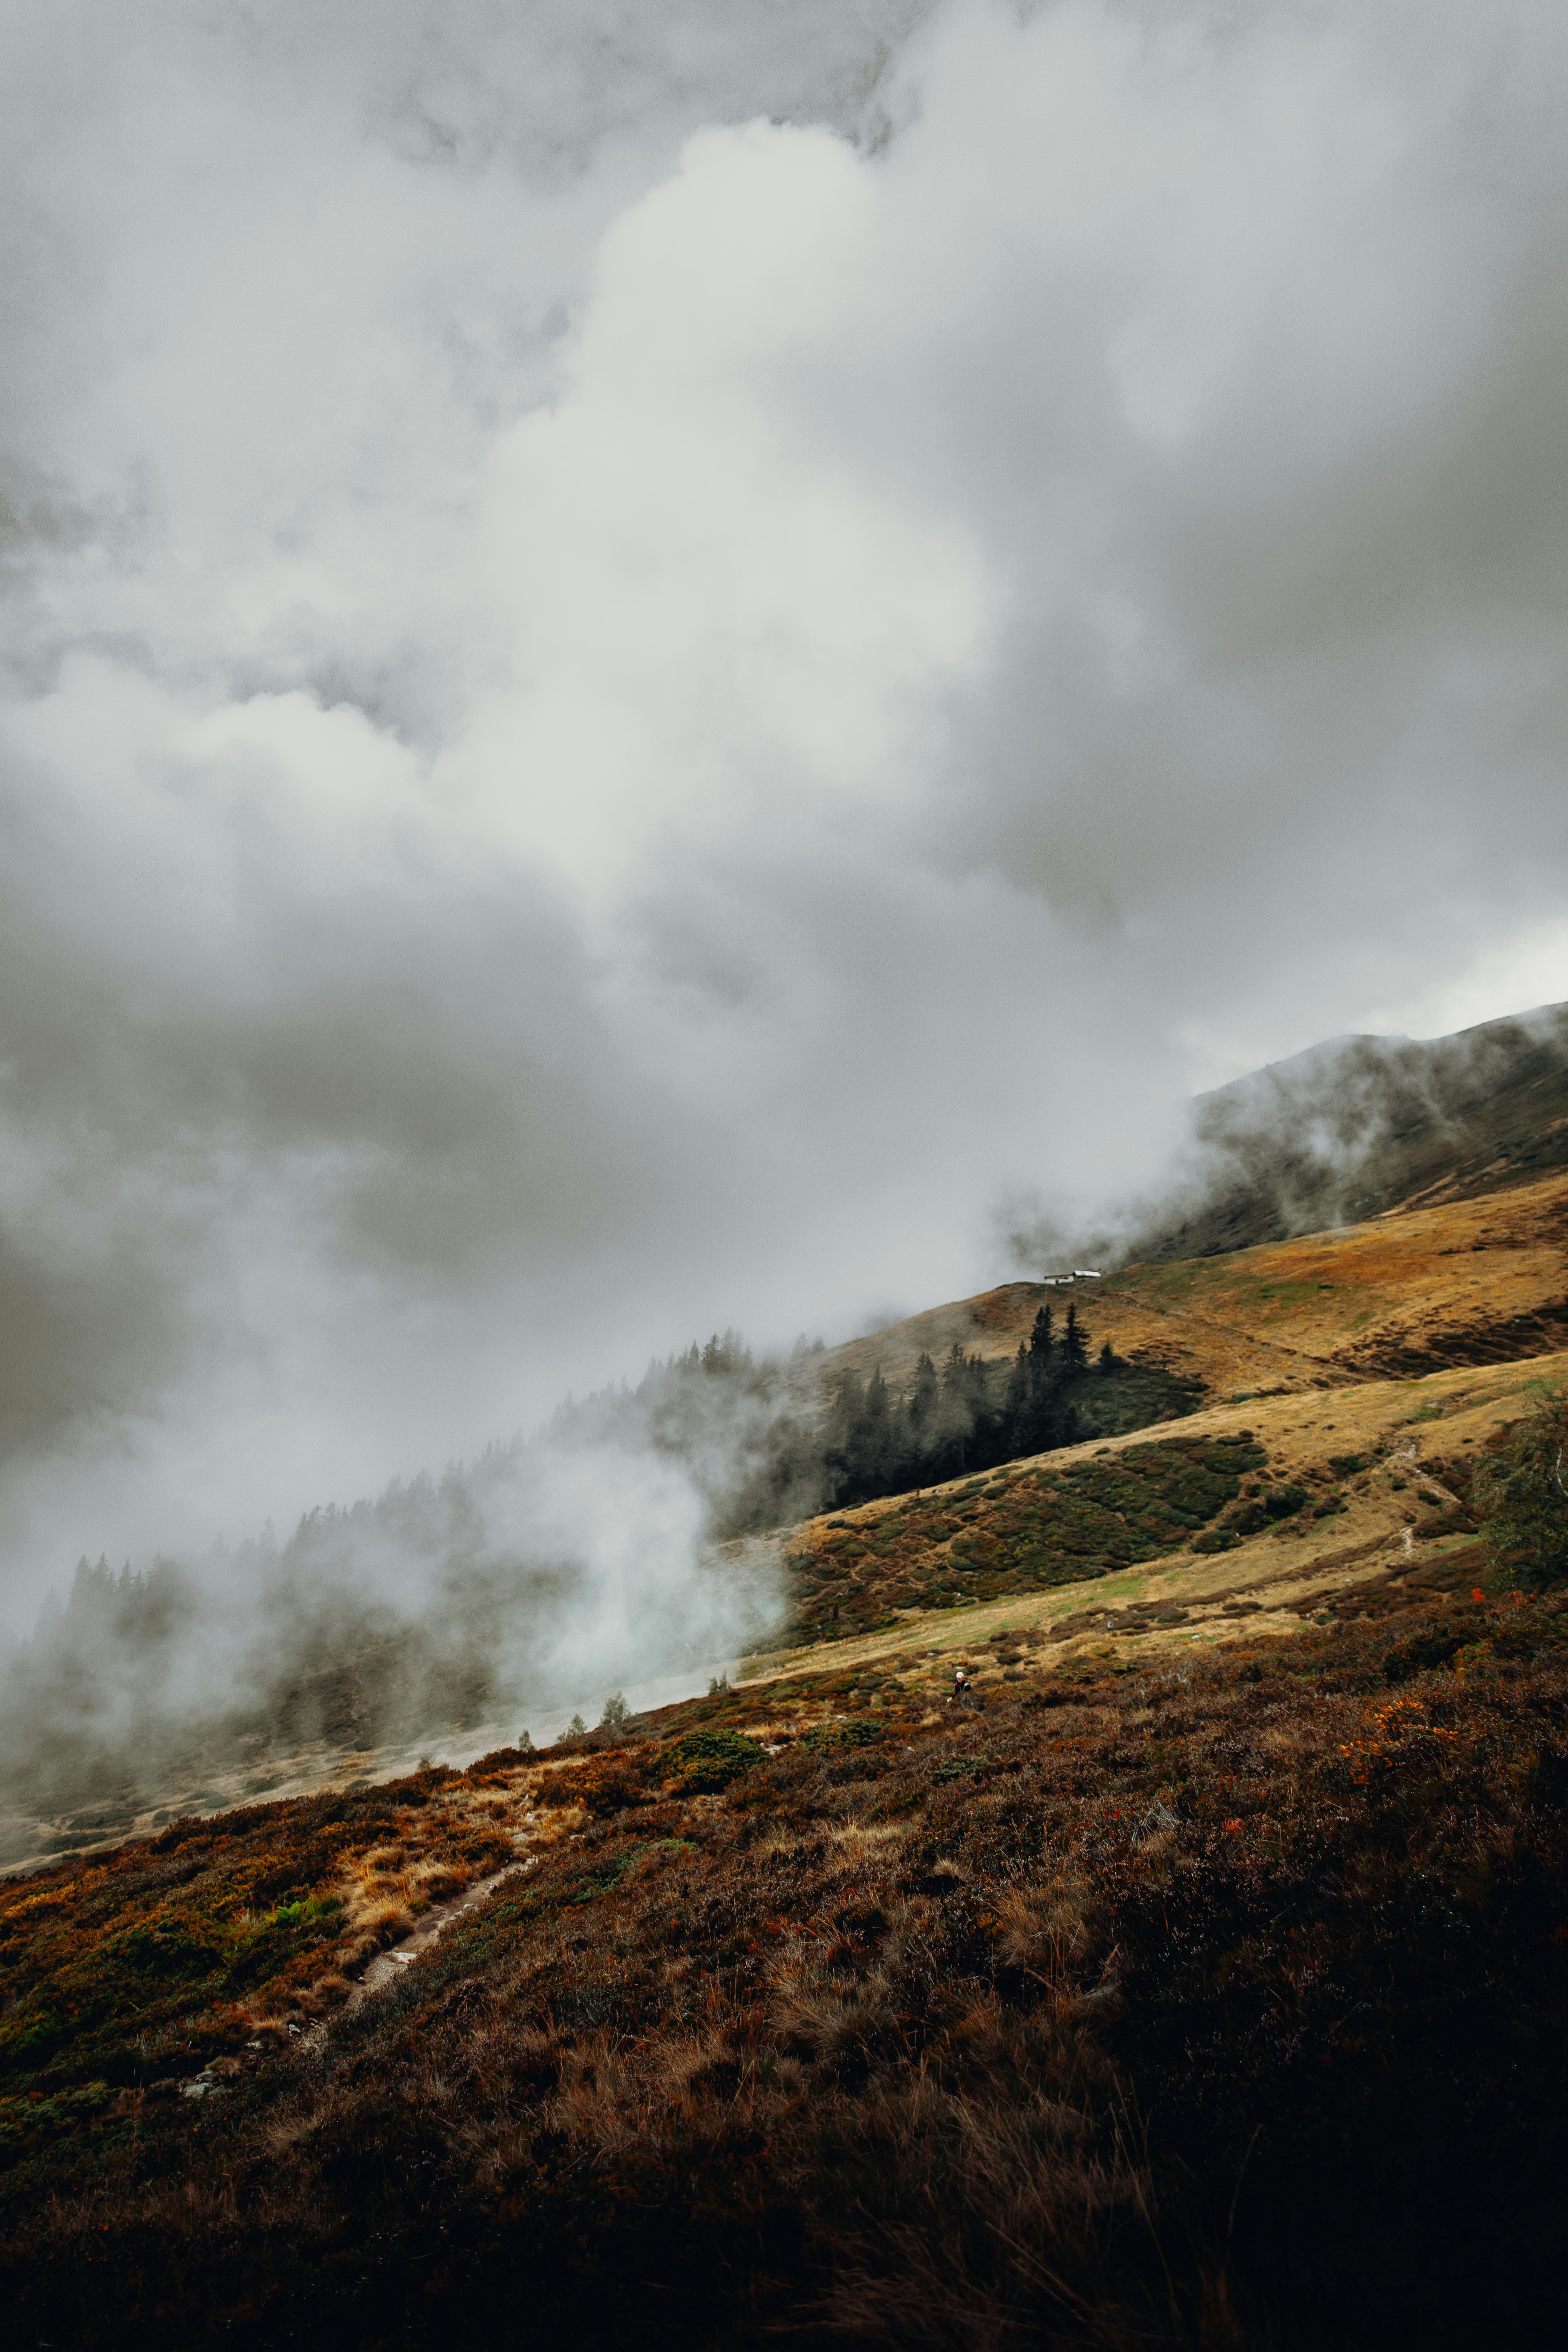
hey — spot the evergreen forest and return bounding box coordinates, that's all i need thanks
[558,1300,1202,1539]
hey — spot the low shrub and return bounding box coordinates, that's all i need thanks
[800,1718,882,1754]
[665,1729,765,1790]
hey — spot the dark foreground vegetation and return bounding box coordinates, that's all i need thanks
[5,1571,1568,2348]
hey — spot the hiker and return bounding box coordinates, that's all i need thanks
[950,1668,977,1709]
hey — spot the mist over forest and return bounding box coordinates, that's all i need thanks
[5,975,1565,1868]
[0,0,1565,1842]
[7,985,1568,1857]
[2,1274,1180,1850]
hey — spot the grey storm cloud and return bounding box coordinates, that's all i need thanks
[0,0,1565,1616]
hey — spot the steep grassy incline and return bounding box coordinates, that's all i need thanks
[1138,999,1568,1260]
[5,1591,1568,2351]
[754,1349,1566,1677]
[1114,1166,1568,1380]
[774,1431,1268,1641]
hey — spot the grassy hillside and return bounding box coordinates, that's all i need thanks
[819,1163,1568,1415]
[761,1348,1562,1657]
[1136,999,1568,1259]
[744,1169,1568,1666]
[4,1132,1568,2344]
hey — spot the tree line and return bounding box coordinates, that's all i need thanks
[643,1301,1119,1533]
[813,1300,1112,1513]
[534,1305,1119,1537]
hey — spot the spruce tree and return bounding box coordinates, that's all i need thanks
[922,1341,973,1478]
[908,1352,939,1438]
[859,1366,897,1494]
[1003,1343,1030,1440]
[823,1369,865,1505]
[965,1349,1002,1470]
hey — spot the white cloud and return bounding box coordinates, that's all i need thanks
[0,0,1564,1612]
[451,119,991,891]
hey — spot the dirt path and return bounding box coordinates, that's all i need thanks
[338,1856,536,2021]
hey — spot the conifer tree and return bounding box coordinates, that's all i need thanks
[908,1351,939,1439]
[963,1348,1002,1470]
[1003,1343,1030,1433]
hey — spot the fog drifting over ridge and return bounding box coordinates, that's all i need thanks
[2,0,1566,1617]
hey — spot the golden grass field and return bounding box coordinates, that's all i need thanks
[820,1165,1568,1398]
[746,1168,1568,1692]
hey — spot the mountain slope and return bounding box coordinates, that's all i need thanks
[6,1165,1565,1869]
[744,1167,1568,1655]
[1137,999,1568,1260]
[805,1159,1568,1449]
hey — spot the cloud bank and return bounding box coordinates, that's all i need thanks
[1,0,1565,1615]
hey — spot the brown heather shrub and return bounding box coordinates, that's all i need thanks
[4,1594,1568,2347]
[302,1974,352,2012]
[403,1857,468,1903]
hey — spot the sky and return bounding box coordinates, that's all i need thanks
[2,0,1566,1606]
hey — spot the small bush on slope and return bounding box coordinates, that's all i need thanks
[4,1590,1568,2350]
[666,1728,766,1790]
